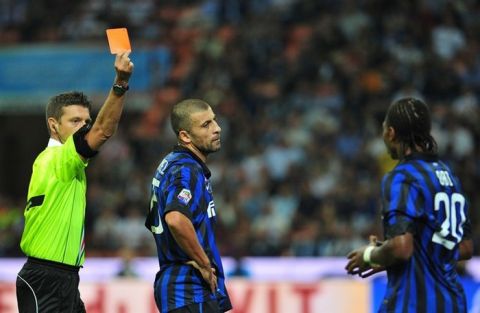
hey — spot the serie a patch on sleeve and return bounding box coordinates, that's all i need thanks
[177,188,192,205]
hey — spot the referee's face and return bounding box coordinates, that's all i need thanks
[55,105,92,142]
[187,107,222,155]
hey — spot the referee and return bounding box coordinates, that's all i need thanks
[16,52,133,313]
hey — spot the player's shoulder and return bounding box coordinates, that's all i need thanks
[384,163,407,178]
[393,157,432,176]
[382,164,416,187]
[164,152,201,175]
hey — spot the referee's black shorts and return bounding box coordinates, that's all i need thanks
[16,257,86,313]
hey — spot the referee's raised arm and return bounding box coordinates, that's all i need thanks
[84,52,134,153]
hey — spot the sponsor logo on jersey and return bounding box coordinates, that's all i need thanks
[206,178,212,193]
[207,200,216,218]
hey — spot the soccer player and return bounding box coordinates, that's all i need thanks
[145,99,232,313]
[345,98,474,312]
[16,52,133,313]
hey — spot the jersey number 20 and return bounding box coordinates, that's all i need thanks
[432,192,466,250]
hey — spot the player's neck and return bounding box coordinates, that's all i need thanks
[180,143,207,163]
[402,144,429,160]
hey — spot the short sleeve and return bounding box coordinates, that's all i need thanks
[54,136,88,182]
[164,164,201,220]
[381,171,421,239]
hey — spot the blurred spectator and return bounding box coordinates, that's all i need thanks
[116,247,138,278]
[227,254,250,278]
[431,10,466,61]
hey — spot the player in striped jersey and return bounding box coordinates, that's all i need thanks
[146,99,232,312]
[346,98,473,312]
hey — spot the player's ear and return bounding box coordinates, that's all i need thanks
[178,129,191,144]
[386,126,396,142]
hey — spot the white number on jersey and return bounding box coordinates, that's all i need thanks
[149,191,164,234]
[431,192,466,250]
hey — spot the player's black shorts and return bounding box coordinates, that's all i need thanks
[170,301,221,313]
[16,257,86,313]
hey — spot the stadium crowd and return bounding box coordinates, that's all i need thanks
[1,0,479,259]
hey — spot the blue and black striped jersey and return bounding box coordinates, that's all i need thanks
[146,146,232,312]
[379,153,471,313]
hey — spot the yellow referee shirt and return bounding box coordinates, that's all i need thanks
[20,136,88,266]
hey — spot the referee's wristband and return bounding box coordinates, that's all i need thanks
[112,83,129,96]
[363,246,380,267]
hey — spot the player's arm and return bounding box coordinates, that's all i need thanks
[372,226,473,263]
[459,211,473,261]
[347,172,416,276]
[458,239,473,261]
[165,211,217,293]
[370,173,415,266]
[81,52,133,157]
[345,233,413,277]
[367,233,414,266]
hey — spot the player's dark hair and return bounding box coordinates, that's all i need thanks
[171,99,210,135]
[385,98,437,157]
[45,91,92,133]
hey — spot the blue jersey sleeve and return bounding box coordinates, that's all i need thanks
[164,164,201,220]
[381,171,423,238]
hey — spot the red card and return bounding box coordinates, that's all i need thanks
[106,28,131,54]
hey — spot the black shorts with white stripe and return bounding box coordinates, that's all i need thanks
[16,257,85,313]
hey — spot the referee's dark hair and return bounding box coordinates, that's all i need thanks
[45,91,92,135]
[171,99,210,136]
[386,97,438,157]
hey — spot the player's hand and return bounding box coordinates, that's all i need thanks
[359,265,386,278]
[350,235,385,277]
[345,245,371,275]
[346,235,384,277]
[186,260,218,293]
[114,52,134,83]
